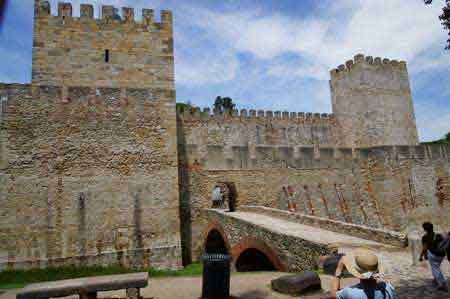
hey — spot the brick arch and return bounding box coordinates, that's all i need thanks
[231,237,286,272]
[202,221,231,254]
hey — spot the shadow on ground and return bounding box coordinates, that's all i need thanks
[394,277,449,299]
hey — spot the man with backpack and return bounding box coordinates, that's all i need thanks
[419,222,449,292]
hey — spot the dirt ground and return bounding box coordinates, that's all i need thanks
[0,272,358,299]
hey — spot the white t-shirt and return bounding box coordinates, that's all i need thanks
[212,187,222,202]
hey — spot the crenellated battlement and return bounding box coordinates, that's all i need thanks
[35,1,172,30]
[183,142,450,171]
[176,106,335,124]
[330,53,408,81]
[0,83,175,113]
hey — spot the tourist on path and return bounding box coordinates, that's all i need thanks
[282,185,296,212]
[330,248,394,299]
[419,222,449,292]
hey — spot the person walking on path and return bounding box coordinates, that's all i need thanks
[419,222,449,292]
[282,185,296,212]
[331,248,394,299]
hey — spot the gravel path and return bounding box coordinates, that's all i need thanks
[1,253,449,299]
[0,272,358,299]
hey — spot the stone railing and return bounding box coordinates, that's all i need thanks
[239,205,408,247]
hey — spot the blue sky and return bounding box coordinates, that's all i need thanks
[0,0,449,141]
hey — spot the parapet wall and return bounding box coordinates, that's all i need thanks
[181,140,449,171]
[330,54,408,83]
[178,106,334,121]
[32,1,174,89]
[0,83,175,109]
[177,107,338,149]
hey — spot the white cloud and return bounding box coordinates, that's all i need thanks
[175,49,238,85]
[176,0,448,82]
[185,8,329,60]
[322,0,447,65]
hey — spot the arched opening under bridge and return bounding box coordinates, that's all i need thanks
[235,248,276,272]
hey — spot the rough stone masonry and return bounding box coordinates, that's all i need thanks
[0,0,449,270]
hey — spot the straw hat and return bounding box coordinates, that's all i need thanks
[341,248,384,280]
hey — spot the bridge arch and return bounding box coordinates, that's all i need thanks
[203,221,231,254]
[231,238,286,272]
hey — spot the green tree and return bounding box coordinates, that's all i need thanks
[176,102,193,114]
[445,132,450,142]
[213,96,236,114]
[425,0,450,49]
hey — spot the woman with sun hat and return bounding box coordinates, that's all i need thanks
[330,248,394,299]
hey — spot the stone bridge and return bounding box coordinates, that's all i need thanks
[202,206,407,272]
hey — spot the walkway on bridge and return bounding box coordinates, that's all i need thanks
[224,211,390,250]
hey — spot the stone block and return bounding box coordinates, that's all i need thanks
[80,4,94,19]
[271,271,321,295]
[122,7,135,23]
[142,9,154,25]
[58,2,72,18]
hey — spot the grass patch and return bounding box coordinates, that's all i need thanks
[0,263,286,290]
[0,266,140,289]
[313,268,324,275]
[0,264,204,290]
[0,283,27,290]
[149,263,203,278]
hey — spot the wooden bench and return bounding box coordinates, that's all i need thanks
[16,272,148,299]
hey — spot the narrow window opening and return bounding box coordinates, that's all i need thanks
[104,49,110,63]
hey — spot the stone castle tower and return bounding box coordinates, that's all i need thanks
[32,0,174,90]
[330,54,419,148]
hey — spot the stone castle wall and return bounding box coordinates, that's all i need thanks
[177,128,450,258]
[0,83,181,270]
[0,1,440,271]
[330,54,419,148]
[32,1,173,89]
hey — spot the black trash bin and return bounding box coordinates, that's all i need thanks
[201,253,231,299]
